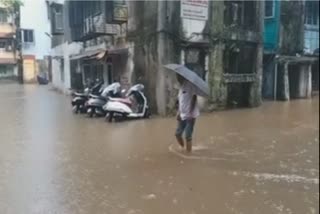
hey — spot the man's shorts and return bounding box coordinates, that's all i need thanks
[175,119,196,141]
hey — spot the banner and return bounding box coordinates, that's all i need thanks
[181,0,209,21]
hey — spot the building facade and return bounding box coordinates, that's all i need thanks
[128,0,264,114]
[0,3,18,80]
[18,0,52,83]
[48,0,83,93]
[262,0,319,100]
[49,0,128,93]
[48,0,265,115]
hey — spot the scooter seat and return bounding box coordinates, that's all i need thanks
[74,92,86,97]
[90,94,108,101]
[89,94,102,99]
[109,98,132,106]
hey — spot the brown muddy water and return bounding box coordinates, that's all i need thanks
[0,84,319,214]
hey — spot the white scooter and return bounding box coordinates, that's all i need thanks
[103,84,151,122]
[86,82,121,117]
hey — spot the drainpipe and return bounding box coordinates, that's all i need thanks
[156,0,167,115]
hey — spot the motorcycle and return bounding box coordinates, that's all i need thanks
[71,81,103,114]
[103,84,151,122]
[85,82,122,118]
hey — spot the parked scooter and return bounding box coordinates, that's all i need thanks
[103,84,150,122]
[85,82,122,117]
[71,81,103,114]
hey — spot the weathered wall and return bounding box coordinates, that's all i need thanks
[288,64,312,99]
[208,1,264,109]
[127,0,158,113]
[262,55,276,99]
[279,1,304,55]
[312,60,319,91]
[208,1,227,109]
[249,0,264,107]
[51,42,82,93]
[128,0,264,114]
[128,0,180,115]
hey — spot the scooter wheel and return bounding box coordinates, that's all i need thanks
[108,112,114,123]
[72,105,79,114]
[144,109,151,118]
[88,108,94,118]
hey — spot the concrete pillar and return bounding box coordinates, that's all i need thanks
[208,1,227,109]
[283,62,290,101]
[249,0,264,107]
[156,0,167,115]
[306,64,312,98]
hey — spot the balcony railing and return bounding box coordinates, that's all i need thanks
[0,23,15,37]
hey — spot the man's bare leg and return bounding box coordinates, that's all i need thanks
[176,135,185,148]
[186,140,192,152]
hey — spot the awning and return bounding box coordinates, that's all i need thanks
[69,49,106,60]
[69,48,128,61]
[87,51,106,60]
[107,48,129,56]
[277,55,318,64]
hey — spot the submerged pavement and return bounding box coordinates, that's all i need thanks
[0,84,318,214]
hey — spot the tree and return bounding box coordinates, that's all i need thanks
[0,0,23,16]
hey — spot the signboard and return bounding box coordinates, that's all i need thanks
[113,4,128,23]
[181,0,209,21]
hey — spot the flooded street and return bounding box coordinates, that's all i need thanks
[0,84,318,214]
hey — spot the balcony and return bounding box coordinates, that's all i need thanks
[0,23,15,38]
[69,1,127,42]
[0,51,18,64]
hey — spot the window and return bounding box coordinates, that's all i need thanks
[0,40,6,49]
[0,65,13,77]
[305,1,319,26]
[224,1,256,30]
[54,6,63,30]
[22,29,34,43]
[265,0,275,18]
[0,9,7,23]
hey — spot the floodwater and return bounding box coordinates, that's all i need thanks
[0,84,318,214]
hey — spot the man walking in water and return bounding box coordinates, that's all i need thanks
[175,74,199,152]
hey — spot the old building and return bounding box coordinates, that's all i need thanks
[0,0,53,83]
[262,0,319,100]
[47,0,264,115]
[67,0,128,91]
[19,0,52,83]
[128,0,264,114]
[0,3,18,81]
[49,0,129,93]
[48,0,82,93]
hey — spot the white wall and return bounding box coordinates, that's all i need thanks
[20,0,51,59]
[51,42,82,93]
[182,19,206,41]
